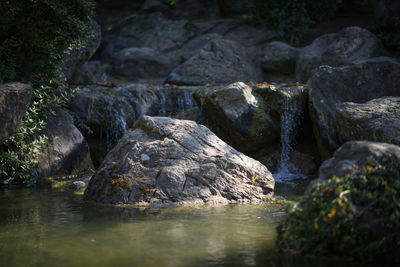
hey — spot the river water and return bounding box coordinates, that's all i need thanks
[0,187,376,267]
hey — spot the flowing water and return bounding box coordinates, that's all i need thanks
[274,95,306,183]
[0,187,377,267]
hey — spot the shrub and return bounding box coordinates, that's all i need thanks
[0,0,95,185]
[276,158,400,261]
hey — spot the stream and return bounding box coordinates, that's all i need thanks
[0,186,377,267]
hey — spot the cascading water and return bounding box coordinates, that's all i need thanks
[106,106,128,150]
[274,93,304,182]
[177,90,196,113]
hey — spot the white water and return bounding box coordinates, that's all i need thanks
[274,94,305,183]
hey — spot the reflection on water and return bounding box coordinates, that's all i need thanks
[0,187,376,267]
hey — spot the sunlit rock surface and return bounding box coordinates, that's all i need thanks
[84,116,274,205]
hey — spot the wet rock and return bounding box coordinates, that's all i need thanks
[296,27,387,82]
[61,21,101,81]
[308,58,400,157]
[84,116,274,205]
[318,141,400,181]
[36,109,93,178]
[336,97,400,146]
[111,47,173,82]
[165,39,263,85]
[0,83,32,141]
[69,86,135,147]
[194,82,308,154]
[69,84,199,144]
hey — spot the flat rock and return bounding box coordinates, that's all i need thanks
[84,116,274,205]
[0,83,32,141]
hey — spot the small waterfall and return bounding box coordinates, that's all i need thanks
[177,90,196,113]
[274,93,304,182]
[106,106,128,150]
[160,94,167,115]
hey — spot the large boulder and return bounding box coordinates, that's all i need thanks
[296,27,387,82]
[102,12,196,59]
[111,47,173,82]
[318,141,400,181]
[36,109,93,178]
[61,21,101,81]
[194,82,308,154]
[0,83,32,141]
[84,116,274,205]
[336,97,400,146]
[308,58,400,157]
[165,39,263,85]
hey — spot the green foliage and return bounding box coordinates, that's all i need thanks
[276,158,400,261]
[222,0,337,45]
[0,0,95,185]
[372,16,400,51]
[0,0,95,83]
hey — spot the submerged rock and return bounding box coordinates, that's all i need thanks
[165,39,262,85]
[84,116,274,205]
[36,109,93,178]
[0,83,32,141]
[308,58,400,157]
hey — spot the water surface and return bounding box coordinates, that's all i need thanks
[0,187,376,267]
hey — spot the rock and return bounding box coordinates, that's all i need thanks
[69,86,135,146]
[336,97,400,146]
[111,47,173,82]
[194,82,308,153]
[261,42,300,75]
[69,84,199,142]
[165,39,263,85]
[84,116,274,205]
[142,0,220,19]
[61,21,101,81]
[69,61,111,85]
[0,83,32,141]
[296,27,387,82]
[318,141,400,181]
[168,0,220,19]
[102,12,196,60]
[308,58,400,157]
[36,109,93,178]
